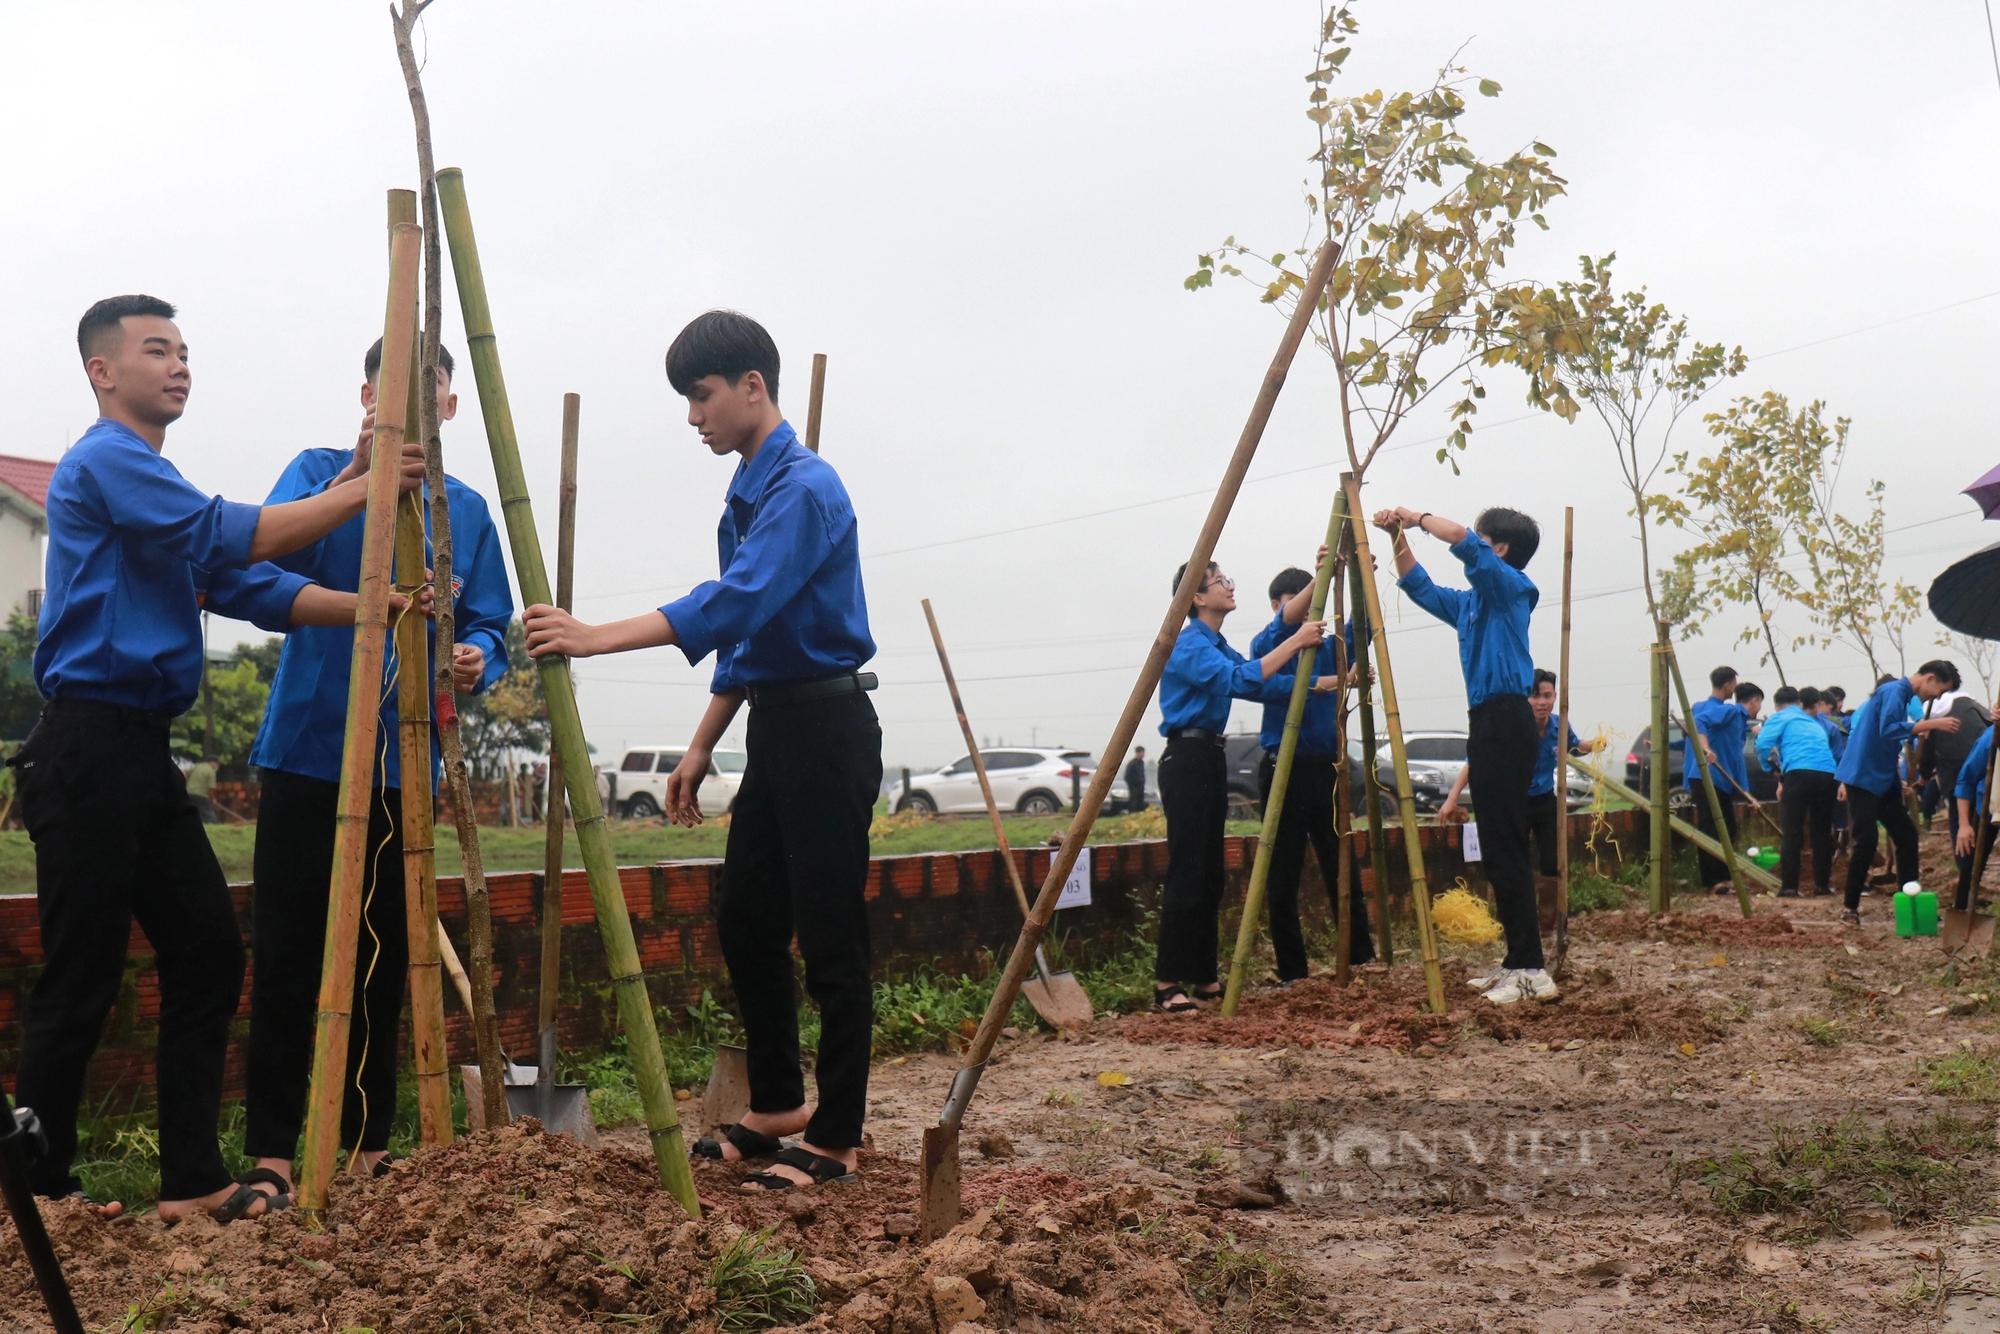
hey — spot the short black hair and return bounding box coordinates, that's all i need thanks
[1174,560,1221,619]
[1878,673,1899,688]
[78,294,176,364]
[1474,507,1540,569]
[1798,686,1821,708]
[1827,686,1847,703]
[1709,665,1738,690]
[1268,567,1312,602]
[365,337,455,383]
[1532,667,1557,692]
[1917,659,1959,688]
[1735,682,1764,704]
[665,309,780,402]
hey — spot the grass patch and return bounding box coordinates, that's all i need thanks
[1684,1110,1995,1239]
[709,1225,817,1332]
[1917,1052,2000,1102]
[1798,1016,1845,1047]
[1567,869,1636,915]
[1184,1231,1315,1328]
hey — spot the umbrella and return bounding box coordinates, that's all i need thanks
[1930,540,2000,639]
[1966,464,2000,521]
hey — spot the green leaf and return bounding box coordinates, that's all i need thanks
[1183,270,1213,292]
[1478,79,1502,97]
[1532,141,1556,156]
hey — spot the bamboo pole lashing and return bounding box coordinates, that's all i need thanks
[1553,507,1573,978]
[298,219,422,1220]
[435,168,699,1218]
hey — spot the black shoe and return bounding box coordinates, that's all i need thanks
[1777,888,1800,899]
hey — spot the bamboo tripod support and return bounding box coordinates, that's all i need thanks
[1344,499,1395,965]
[1553,508,1574,978]
[1343,480,1445,1015]
[1221,489,1350,1015]
[435,168,698,1218]
[299,220,422,1219]
[387,190,453,1150]
[1662,628,1753,918]
[804,353,827,453]
[917,239,1340,1241]
[1329,537,1356,990]
[1648,636,1671,913]
[542,394,579,1041]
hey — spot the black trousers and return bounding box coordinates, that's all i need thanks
[717,690,881,1149]
[1957,821,1998,911]
[1156,734,1228,983]
[1778,769,1838,894]
[11,700,244,1202]
[1467,695,1542,971]
[1846,782,1920,909]
[1257,751,1374,979]
[244,769,407,1160]
[1691,789,1741,888]
[1525,791,1562,877]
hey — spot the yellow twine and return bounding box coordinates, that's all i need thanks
[1433,879,1502,944]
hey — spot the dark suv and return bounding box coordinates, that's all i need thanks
[1223,732,1380,819]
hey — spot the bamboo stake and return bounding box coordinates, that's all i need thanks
[1554,507,1573,978]
[1663,630,1754,918]
[389,188,450,1151]
[435,168,699,1218]
[1222,489,1349,1014]
[1344,484,1446,1015]
[919,239,1340,1237]
[298,220,421,1220]
[542,394,580,1047]
[1344,488,1395,965]
[1649,639,1671,912]
[1330,546,1354,990]
[804,353,827,453]
[1569,759,1782,893]
[1966,723,2000,908]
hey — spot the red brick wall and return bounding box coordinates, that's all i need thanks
[0,810,1643,1107]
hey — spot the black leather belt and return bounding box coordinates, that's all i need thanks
[1167,727,1226,745]
[745,671,879,708]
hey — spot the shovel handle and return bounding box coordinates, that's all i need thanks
[436,921,476,1015]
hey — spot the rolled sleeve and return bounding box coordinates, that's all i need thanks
[86,446,262,571]
[665,485,835,673]
[453,508,516,696]
[200,564,314,633]
[1395,561,1466,627]
[662,588,721,667]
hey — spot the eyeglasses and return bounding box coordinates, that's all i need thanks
[1199,575,1236,594]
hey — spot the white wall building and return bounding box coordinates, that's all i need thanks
[0,455,55,622]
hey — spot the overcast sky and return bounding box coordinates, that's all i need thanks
[5,1,1997,777]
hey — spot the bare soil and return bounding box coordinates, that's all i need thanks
[8,831,2000,1332]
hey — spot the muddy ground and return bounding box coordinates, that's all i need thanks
[8,832,2000,1332]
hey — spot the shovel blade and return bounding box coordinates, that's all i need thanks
[1021,972,1095,1031]
[1944,910,1997,960]
[502,1082,600,1146]
[703,1044,751,1136]
[918,1124,961,1242]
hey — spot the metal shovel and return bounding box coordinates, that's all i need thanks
[1943,728,2000,960]
[922,600,1094,1031]
[437,923,597,1143]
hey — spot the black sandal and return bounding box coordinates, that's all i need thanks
[692,1123,786,1162]
[739,1144,856,1193]
[1190,983,1224,1002]
[207,1168,292,1223]
[370,1151,402,1180]
[1153,985,1199,1015]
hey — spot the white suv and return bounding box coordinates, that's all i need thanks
[887,748,1128,817]
[596,746,747,820]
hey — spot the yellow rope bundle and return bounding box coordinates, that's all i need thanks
[1432,880,1502,945]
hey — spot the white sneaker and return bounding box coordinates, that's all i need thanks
[1466,967,1511,993]
[1485,969,1559,1005]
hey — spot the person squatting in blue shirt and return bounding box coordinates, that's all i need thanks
[13,296,426,1225]
[1756,685,1840,898]
[1438,668,1604,882]
[1834,661,1959,922]
[1953,706,1999,911]
[234,340,515,1210]
[1150,560,1330,1015]
[1248,562,1376,984]
[1380,503,1553,1005]
[1682,667,1766,896]
[521,312,877,1193]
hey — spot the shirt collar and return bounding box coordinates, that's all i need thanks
[727,420,800,508]
[1184,619,1223,645]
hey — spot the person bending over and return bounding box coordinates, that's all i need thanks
[1834,662,1959,924]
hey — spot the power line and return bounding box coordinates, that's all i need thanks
[1985,0,2000,95]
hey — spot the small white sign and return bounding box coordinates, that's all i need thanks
[1460,822,1482,862]
[1056,846,1092,910]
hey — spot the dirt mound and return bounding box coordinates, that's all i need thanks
[1113,964,1720,1052]
[1578,907,1856,949]
[1,1123,1276,1334]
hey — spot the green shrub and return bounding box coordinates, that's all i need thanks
[710,1225,817,1332]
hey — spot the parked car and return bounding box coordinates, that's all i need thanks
[596,746,746,819]
[888,748,1127,816]
[1627,723,1778,809]
[1224,731,1380,819]
[1374,730,1467,814]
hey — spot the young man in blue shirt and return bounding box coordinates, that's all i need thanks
[1685,669,1764,896]
[235,340,514,1209]
[1151,561,1328,1013]
[1249,566,1374,983]
[1757,685,1840,898]
[522,312,877,1192]
[1377,504,1550,1004]
[1834,661,1959,923]
[14,296,424,1223]
[1953,706,1998,910]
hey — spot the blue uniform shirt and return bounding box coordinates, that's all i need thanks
[1395,532,1537,708]
[249,448,513,788]
[1247,613,1355,756]
[1835,676,1917,795]
[1531,715,1582,797]
[1817,713,1848,760]
[661,422,874,692]
[35,419,312,715]
[1158,620,1294,735]
[1684,695,1750,794]
[1956,725,1996,812]
[1756,705,1838,776]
